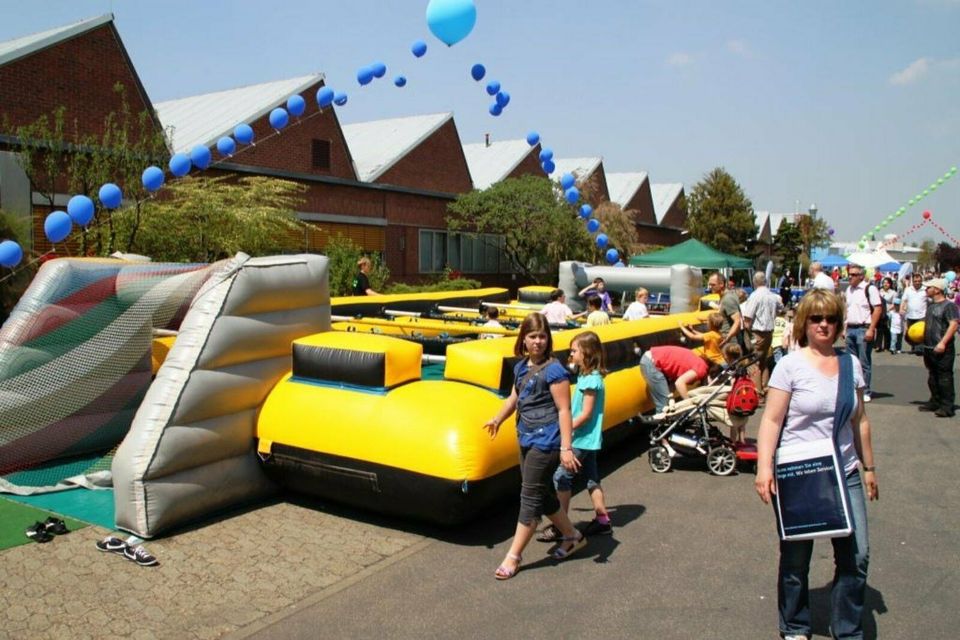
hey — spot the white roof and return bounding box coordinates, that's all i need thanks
[605,172,649,208]
[462,139,532,190]
[650,183,684,224]
[0,14,112,67]
[155,74,323,153]
[552,157,602,183]
[768,212,797,238]
[341,113,452,183]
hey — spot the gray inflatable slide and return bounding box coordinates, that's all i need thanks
[112,253,330,538]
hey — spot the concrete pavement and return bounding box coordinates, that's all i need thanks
[0,350,957,640]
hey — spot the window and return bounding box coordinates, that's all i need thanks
[311,139,331,170]
[418,229,506,273]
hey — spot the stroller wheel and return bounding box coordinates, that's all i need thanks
[707,446,737,476]
[648,445,672,473]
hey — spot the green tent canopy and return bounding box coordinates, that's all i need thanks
[628,238,754,269]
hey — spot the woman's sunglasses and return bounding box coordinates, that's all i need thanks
[807,314,839,324]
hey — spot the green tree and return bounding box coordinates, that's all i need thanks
[774,217,831,275]
[446,175,592,282]
[918,238,936,270]
[0,209,36,322]
[97,175,307,262]
[593,201,641,261]
[323,234,390,296]
[933,241,960,272]
[686,167,758,256]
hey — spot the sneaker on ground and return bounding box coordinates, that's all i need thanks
[123,544,159,566]
[583,518,613,536]
[863,393,871,403]
[96,536,127,554]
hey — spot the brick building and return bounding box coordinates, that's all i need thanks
[649,183,688,246]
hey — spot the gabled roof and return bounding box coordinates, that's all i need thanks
[0,14,112,68]
[768,212,796,238]
[552,157,602,183]
[155,74,324,153]
[650,183,684,224]
[755,210,770,240]
[462,139,533,190]
[341,113,452,183]
[605,172,649,208]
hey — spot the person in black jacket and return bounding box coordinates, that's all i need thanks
[352,257,380,296]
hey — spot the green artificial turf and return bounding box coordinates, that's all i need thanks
[0,496,88,551]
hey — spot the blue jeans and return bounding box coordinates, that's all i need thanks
[845,327,873,394]
[553,448,600,492]
[778,472,869,639]
[640,352,670,412]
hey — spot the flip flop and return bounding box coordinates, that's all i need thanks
[551,534,587,561]
[494,552,522,580]
[24,521,53,543]
[43,517,69,535]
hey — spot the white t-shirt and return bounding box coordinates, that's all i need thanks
[811,272,835,291]
[768,351,865,474]
[901,286,928,320]
[480,320,502,339]
[542,301,573,324]
[742,286,782,332]
[623,301,649,321]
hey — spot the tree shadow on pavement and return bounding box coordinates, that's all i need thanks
[809,582,888,639]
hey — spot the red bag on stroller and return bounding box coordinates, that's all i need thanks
[726,375,760,416]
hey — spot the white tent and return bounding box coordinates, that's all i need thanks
[844,248,898,269]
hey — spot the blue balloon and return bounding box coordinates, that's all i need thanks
[67,195,95,225]
[426,0,477,47]
[411,40,428,57]
[357,66,374,86]
[614,261,625,268]
[587,218,600,233]
[190,144,212,169]
[316,86,335,108]
[269,108,289,130]
[606,248,620,264]
[216,136,236,156]
[234,123,255,145]
[560,172,576,190]
[394,75,407,87]
[141,166,165,193]
[495,91,510,107]
[334,92,348,106]
[539,148,553,162]
[526,131,540,146]
[169,152,192,177]
[371,62,387,78]
[541,160,555,174]
[947,270,957,283]
[44,211,72,243]
[471,63,486,81]
[489,103,502,117]
[485,80,500,96]
[579,204,593,219]
[286,95,306,117]
[596,233,609,249]
[564,187,580,204]
[0,240,23,268]
[99,183,122,209]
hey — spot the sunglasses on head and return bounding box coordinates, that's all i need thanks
[807,314,839,324]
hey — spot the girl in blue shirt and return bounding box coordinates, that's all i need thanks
[485,313,587,580]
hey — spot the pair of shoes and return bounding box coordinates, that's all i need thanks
[536,524,563,542]
[551,533,587,561]
[582,518,613,536]
[124,545,159,566]
[494,552,521,580]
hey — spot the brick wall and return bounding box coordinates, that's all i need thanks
[375,119,472,194]
[628,179,657,225]
[505,148,544,181]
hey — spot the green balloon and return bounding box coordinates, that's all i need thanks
[896,210,905,216]
[930,183,938,191]
[951,166,957,174]
[937,178,945,185]
[946,172,953,180]
[898,207,906,213]
[922,189,930,197]
[908,198,916,205]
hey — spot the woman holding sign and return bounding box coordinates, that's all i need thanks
[755,289,878,640]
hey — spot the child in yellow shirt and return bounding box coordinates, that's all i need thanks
[679,312,725,365]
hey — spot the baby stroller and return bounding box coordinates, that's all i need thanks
[645,353,761,476]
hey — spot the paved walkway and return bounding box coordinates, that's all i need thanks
[0,351,957,639]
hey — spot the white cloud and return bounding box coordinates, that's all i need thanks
[666,52,694,67]
[889,57,960,85]
[726,39,748,56]
[889,57,932,85]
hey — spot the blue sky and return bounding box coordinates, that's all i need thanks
[1,0,958,244]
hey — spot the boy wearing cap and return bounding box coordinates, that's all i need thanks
[921,278,959,417]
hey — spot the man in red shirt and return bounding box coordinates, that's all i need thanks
[639,345,709,414]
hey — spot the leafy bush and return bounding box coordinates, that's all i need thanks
[324,234,389,296]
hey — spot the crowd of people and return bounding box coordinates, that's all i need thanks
[483,262,956,639]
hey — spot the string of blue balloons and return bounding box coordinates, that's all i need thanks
[0,0,620,270]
